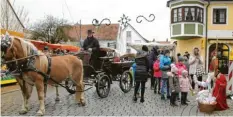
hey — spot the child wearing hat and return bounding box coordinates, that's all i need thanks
[176,56,187,101]
[176,56,187,78]
[167,64,180,106]
[179,70,192,105]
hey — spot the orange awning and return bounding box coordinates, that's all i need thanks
[29,40,80,52]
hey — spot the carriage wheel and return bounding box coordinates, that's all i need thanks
[65,79,76,94]
[119,70,133,93]
[96,75,111,98]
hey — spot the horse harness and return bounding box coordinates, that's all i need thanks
[13,54,52,96]
[1,35,85,94]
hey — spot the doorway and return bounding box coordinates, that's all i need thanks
[208,43,229,74]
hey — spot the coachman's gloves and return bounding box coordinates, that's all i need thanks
[88,48,92,52]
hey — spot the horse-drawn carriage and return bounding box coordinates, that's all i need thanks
[65,47,134,98]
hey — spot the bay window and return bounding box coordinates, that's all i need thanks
[178,8,182,21]
[171,6,203,23]
[173,9,177,22]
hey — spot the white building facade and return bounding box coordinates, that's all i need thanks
[117,24,149,54]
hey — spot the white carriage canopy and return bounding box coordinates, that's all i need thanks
[128,42,177,57]
[128,42,175,51]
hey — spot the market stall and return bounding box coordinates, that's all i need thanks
[1,65,16,85]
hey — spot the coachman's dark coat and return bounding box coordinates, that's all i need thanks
[134,51,150,82]
[83,36,100,69]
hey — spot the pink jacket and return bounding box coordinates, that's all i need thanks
[153,60,162,78]
[179,76,192,92]
[176,62,187,78]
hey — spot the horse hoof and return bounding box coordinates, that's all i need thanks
[36,110,44,116]
[55,98,60,102]
[80,101,86,106]
[19,109,28,115]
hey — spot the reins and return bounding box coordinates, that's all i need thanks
[2,37,88,93]
[3,54,44,64]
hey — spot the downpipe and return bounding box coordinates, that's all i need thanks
[205,0,210,73]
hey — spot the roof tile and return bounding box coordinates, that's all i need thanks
[66,24,119,41]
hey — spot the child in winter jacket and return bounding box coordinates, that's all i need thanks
[132,62,140,97]
[176,56,187,78]
[153,55,162,94]
[167,64,180,106]
[179,70,192,105]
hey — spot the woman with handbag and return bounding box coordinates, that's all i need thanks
[189,47,204,90]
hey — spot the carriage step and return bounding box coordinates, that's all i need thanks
[84,83,94,86]
[95,71,103,73]
[84,79,96,86]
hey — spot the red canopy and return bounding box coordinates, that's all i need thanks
[30,40,80,52]
[30,40,48,50]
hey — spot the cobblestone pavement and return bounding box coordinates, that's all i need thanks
[1,81,233,116]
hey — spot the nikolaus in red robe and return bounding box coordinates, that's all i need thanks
[212,73,229,110]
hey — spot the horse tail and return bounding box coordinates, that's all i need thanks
[79,58,84,82]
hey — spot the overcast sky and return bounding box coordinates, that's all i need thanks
[12,0,170,41]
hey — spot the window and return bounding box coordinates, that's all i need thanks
[108,42,116,49]
[126,31,131,42]
[197,8,203,22]
[213,9,226,24]
[126,48,131,53]
[173,9,177,22]
[171,6,203,23]
[126,31,131,38]
[178,8,182,21]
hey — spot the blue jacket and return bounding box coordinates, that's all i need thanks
[132,63,136,74]
[160,55,171,70]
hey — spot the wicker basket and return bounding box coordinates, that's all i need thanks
[198,101,217,113]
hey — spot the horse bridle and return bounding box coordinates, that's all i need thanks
[1,36,19,72]
[1,37,42,75]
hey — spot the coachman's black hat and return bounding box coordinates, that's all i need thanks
[87,30,94,34]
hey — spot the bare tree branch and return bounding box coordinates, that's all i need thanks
[31,15,72,44]
[1,0,29,32]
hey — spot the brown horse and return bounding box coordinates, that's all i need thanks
[1,36,85,115]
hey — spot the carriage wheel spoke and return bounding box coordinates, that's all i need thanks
[125,81,128,90]
[102,87,106,95]
[123,74,129,90]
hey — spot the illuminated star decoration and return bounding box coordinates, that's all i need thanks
[118,14,131,28]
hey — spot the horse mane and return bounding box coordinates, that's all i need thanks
[14,37,39,57]
[14,37,47,70]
